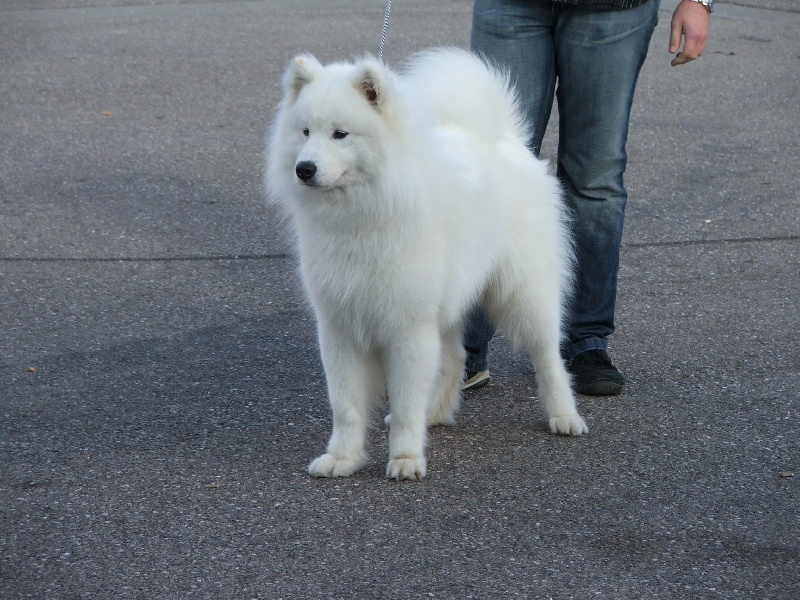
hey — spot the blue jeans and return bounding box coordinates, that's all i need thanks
[464,0,660,371]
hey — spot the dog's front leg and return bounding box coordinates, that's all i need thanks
[308,321,380,478]
[384,326,441,480]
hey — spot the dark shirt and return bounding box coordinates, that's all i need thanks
[544,0,650,9]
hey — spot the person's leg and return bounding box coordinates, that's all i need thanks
[466,0,559,385]
[463,306,494,377]
[554,1,659,368]
[471,0,558,156]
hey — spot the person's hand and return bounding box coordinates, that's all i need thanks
[670,0,711,66]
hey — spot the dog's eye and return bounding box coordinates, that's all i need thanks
[332,130,349,140]
[302,128,310,137]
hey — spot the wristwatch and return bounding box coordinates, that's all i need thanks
[689,0,716,13]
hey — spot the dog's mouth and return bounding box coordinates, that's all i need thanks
[296,170,349,191]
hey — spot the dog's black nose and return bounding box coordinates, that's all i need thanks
[295,161,317,182]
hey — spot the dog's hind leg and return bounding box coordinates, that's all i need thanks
[528,334,588,436]
[426,324,464,427]
[488,281,588,436]
[308,321,383,478]
[384,324,442,480]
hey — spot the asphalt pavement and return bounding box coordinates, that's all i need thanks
[2,0,798,598]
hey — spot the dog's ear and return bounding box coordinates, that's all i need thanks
[282,54,323,104]
[352,61,388,110]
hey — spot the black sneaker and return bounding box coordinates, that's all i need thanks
[462,369,490,391]
[567,349,625,396]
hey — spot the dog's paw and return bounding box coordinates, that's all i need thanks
[308,453,364,478]
[548,413,588,436]
[386,456,427,480]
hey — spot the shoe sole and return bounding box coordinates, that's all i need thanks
[462,372,490,391]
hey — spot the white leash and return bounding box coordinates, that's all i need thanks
[378,0,392,61]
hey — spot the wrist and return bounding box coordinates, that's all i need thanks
[686,0,716,13]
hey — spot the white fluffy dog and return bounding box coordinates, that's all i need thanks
[266,48,587,480]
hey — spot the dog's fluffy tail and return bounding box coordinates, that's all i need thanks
[401,47,530,146]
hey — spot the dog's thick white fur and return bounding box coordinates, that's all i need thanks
[266,48,587,480]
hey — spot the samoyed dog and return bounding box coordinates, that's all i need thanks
[266,48,587,480]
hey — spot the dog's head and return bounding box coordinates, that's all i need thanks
[273,54,395,191]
